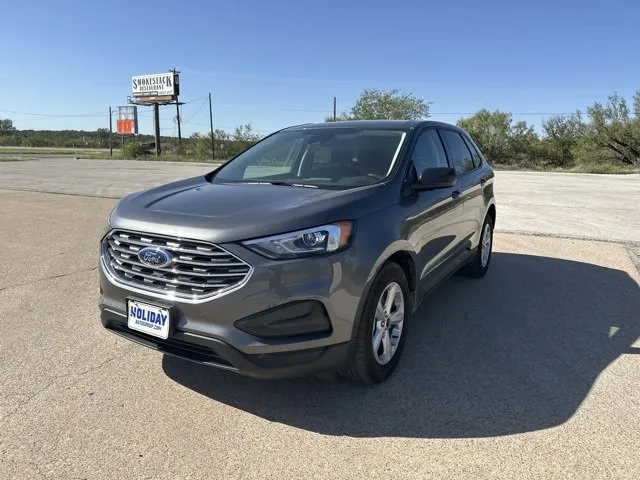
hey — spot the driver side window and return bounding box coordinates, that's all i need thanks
[410,129,449,175]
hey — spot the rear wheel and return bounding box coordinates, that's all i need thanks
[464,215,494,278]
[341,262,410,384]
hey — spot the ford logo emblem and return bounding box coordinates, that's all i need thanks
[138,247,173,268]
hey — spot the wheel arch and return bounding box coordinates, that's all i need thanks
[487,202,496,228]
[347,245,418,354]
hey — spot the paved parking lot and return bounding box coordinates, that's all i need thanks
[0,158,639,479]
[0,156,638,242]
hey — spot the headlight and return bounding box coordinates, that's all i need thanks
[242,221,353,259]
[104,204,117,233]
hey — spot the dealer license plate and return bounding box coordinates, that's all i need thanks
[127,300,170,340]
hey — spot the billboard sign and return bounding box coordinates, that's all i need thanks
[132,72,177,98]
[117,105,138,136]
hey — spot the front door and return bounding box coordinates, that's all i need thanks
[399,128,466,299]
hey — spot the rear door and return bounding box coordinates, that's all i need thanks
[461,134,489,240]
[438,129,484,247]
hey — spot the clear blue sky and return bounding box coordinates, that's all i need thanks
[1,0,638,137]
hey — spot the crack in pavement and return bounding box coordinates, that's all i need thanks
[626,247,640,274]
[0,186,122,200]
[0,345,134,423]
[496,229,640,247]
[0,266,98,292]
[498,230,640,274]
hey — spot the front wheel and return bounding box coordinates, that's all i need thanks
[464,215,494,278]
[341,262,410,384]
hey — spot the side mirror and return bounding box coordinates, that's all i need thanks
[412,167,457,191]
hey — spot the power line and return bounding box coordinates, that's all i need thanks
[181,98,209,125]
[181,95,208,104]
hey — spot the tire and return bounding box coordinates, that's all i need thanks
[464,215,494,278]
[341,262,410,384]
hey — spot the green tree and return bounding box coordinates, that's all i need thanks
[96,128,110,148]
[327,89,430,121]
[0,119,16,135]
[541,112,585,167]
[457,110,511,163]
[232,123,260,143]
[212,129,233,159]
[189,126,260,160]
[585,92,640,165]
[214,129,229,141]
[230,123,260,157]
[457,110,537,165]
[190,132,213,158]
[508,119,538,158]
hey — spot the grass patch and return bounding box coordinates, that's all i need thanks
[0,147,109,155]
[493,163,638,174]
[0,157,28,162]
[563,163,639,174]
[77,152,224,164]
[0,147,224,164]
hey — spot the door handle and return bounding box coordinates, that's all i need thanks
[451,190,462,200]
[480,178,486,186]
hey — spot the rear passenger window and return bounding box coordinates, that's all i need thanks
[462,136,483,168]
[439,130,475,174]
[410,129,449,174]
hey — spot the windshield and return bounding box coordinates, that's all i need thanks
[211,127,407,189]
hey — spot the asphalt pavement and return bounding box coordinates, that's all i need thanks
[0,158,639,479]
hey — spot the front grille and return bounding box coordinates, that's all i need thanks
[102,229,252,300]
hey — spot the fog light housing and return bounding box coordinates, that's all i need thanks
[234,300,332,338]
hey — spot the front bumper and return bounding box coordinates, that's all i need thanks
[99,240,366,379]
[101,309,349,379]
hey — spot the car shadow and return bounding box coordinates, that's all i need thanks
[162,252,640,438]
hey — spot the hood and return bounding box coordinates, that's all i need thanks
[111,176,391,243]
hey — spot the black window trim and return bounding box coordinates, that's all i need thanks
[438,127,481,178]
[400,126,453,193]
[461,133,484,169]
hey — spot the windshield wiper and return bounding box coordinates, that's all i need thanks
[267,180,296,186]
[243,181,319,189]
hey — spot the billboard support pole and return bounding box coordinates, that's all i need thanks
[108,107,113,157]
[153,103,161,157]
[209,92,215,161]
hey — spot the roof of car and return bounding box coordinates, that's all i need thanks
[283,119,462,131]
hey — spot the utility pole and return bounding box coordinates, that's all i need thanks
[175,100,182,147]
[153,103,161,157]
[333,97,337,122]
[171,68,182,147]
[108,106,113,157]
[208,92,215,161]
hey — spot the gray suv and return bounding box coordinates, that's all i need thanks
[99,120,496,384]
